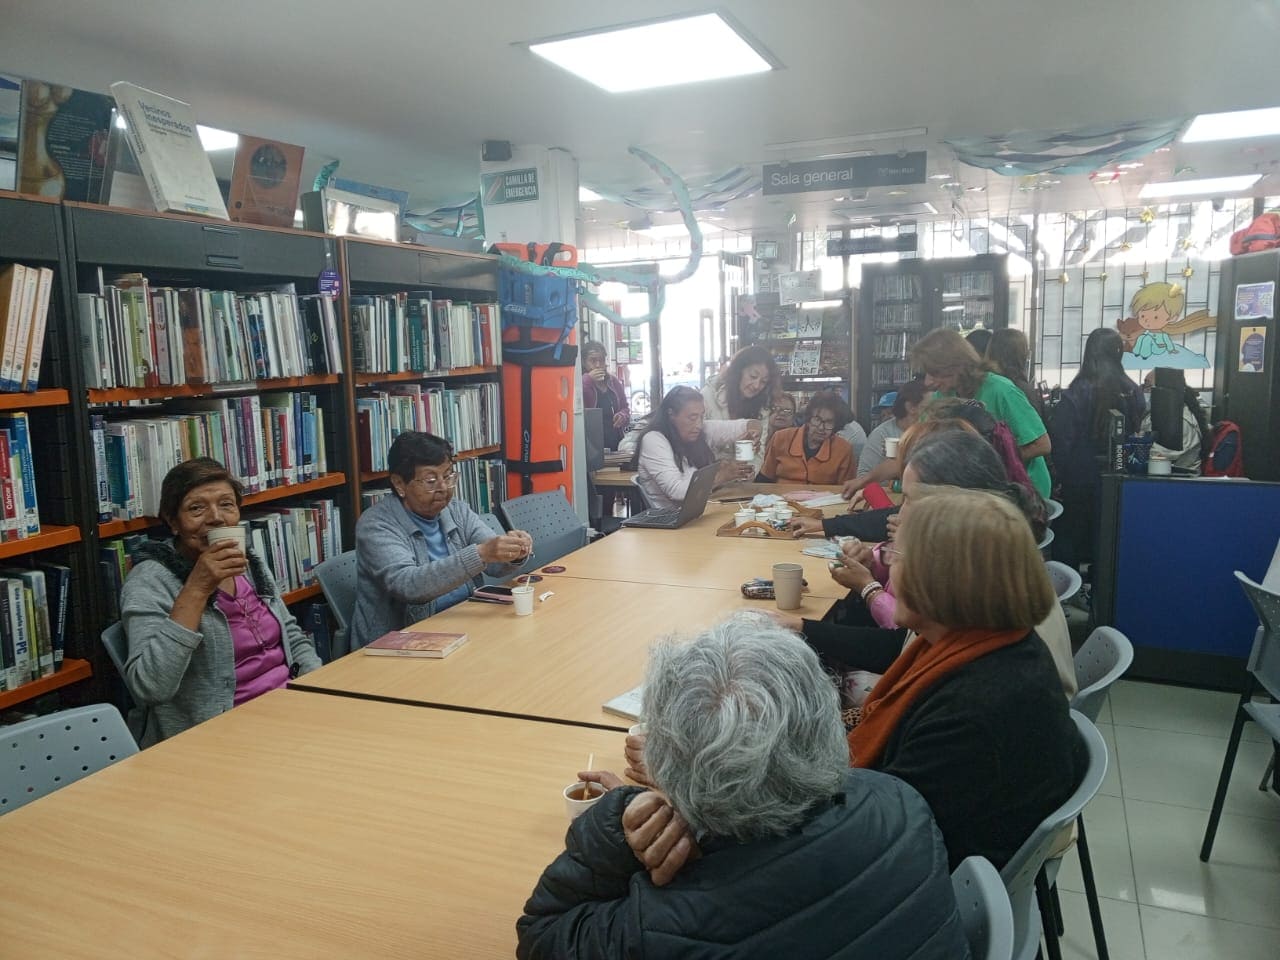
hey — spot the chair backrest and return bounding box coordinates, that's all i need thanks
[630,474,653,510]
[1001,711,1107,960]
[479,512,506,537]
[101,621,128,676]
[314,551,359,633]
[952,856,1015,960]
[498,492,588,568]
[1044,561,1082,603]
[1235,571,1280,702]
[1071,626,1134,723]
[1044,498,1064,523]
[1036,527,1055,559]
[0,704,138,815]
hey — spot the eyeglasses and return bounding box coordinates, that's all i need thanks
[408,470,459,491]
[808,416,836,429]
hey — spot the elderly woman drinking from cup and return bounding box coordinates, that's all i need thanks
[755,390,856,485]
[120,457,323,746]
[351,431,533,647]
[517,614,970,960]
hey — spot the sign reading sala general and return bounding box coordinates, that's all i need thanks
[482,168,539,204]
[762,152,927,195]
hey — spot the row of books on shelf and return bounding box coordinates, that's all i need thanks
[940,303,996,328]
[99,500,342,619]
[941,271,995,298]
[872,303,924,332]
[0,263,53,393]
[0,564,70,694]
[77,276,343,390]
[872,361,914,389]
[361,456,507,515]
[351,294,501,375]
[874,275,922,302]
[355,383,501,473]
[871,331,923,362]
[0,411,40,543]
[91,391,329,521]
[768,341,848,377]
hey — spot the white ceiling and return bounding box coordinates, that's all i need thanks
[7,0,1280,247]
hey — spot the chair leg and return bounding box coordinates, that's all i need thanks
[1200,703,1250,862]
[1076,815,1110,960]
[1049,882,1065,936]
[1259,754,1275,792]
[1035,870,1064,960]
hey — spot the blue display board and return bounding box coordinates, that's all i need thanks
[1113,478,1280,658]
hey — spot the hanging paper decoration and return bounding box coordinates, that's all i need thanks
[312,159,341,191]
[946,118,1186,176]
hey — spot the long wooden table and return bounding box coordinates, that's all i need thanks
[0,690,623,959]
[292,575,838,729]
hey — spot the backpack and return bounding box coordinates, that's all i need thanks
[1202,421,1244,477]
[1230,213,1280,255]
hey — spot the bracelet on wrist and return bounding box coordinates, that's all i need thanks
[860,581,883,602]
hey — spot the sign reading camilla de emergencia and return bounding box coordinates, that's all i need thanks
[762,152,928,195]
[482,168,539,205]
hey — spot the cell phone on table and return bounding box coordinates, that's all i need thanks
[861,483,893,510]
[469,585,514,604]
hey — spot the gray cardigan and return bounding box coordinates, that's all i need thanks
[350,495,516,648]
[120,540,322,747]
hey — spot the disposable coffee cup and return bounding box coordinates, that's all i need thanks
[734,509,755,527]
[1147,454,1172,476]
[775,506,794,522]
[512,584,535,616]
[734,440,755,462]
[773,562,804,610]
[884,436,900,458]
[563,781,605,820]
[205,525,246,553]
[628,722,647,738]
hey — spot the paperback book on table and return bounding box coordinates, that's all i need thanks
[109,81,228,219]
[363,630,468,659]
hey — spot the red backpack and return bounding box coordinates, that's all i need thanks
[1230,213,1280,255]
[1203,421,1244,476]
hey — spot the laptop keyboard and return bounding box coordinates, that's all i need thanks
[626,507,681,527]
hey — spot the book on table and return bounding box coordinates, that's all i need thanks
[363,630,468,659]
[602,685,643,722]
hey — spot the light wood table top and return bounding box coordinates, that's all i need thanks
[0,690,623,960]
[292,575,837,728]
[592,467,638,488]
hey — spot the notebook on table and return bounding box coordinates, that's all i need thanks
[622,463,719,530]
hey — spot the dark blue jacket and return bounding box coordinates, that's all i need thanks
[1049,378,1146,488]
[517,771,970,960]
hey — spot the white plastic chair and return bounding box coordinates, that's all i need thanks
[952,856,1015,960]
[0,704,138,815]
[1037,527,1055,561]
[1045,499,1064,523]
[1044,561,1082,604]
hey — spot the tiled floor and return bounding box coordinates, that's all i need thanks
[1053,679,1280,960]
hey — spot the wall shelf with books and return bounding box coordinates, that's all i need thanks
[87,374,341,405]
[281,584,323,607]
[353,366,499,387]
[0,657,92,712]
[0,524,82,561]
[733,291,856,408]
[0,388,70,411]
[359,445,502,484]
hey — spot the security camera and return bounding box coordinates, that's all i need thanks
[1212,197,1225,212]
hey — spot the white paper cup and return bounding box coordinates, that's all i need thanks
[628,722,647,738]
[563,781,605,820]
[1147,454,1171,476]
[734,509,755,526]
[884,436,900,458]
[773,562,804,610]
[205,525,246,553]
[758,508,777,523]
[734,439,755,462]
[775,506,794,522]
[512,584,535,615]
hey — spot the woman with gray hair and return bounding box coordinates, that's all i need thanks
[517,614,969,960]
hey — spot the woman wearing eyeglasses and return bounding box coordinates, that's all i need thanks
[756,391,856,485]
[350,431,533,648]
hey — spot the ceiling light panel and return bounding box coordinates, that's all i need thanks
[528,13,774,93]
[1183,107,1280,143]
[1138,174,1261,198]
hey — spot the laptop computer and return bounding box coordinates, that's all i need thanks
[623,463,719,530]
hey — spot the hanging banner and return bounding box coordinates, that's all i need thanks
[778,269,824,304]
[827,234,918,256]
[762,151,927,195]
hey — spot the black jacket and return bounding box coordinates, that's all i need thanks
[517,771,971,960]
[876,634,1087,870]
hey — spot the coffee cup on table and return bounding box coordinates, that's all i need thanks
[512,584,535,615]
[773,562,804,611]
[734,440,755,462]
[205,525,246,554]
[563,781,605,820]
[884,436,900,458]
[734,509,755,527]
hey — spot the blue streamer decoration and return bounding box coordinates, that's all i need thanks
[946,119,1188,176]
[313,159,341,191]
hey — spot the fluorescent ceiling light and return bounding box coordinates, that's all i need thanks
[1138,174,1261,198]
[1183,107,1280,143]
[764,128,927,152]
[115,114,238,151]
[528,13,774,93]
[637,221,721,239]
[579,185,603,202]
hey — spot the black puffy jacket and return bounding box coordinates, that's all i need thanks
[516,769,970,960]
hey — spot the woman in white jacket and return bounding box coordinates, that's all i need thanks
[701,345,780,468]
[632,386,760,510]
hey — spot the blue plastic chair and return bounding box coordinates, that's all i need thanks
[314,551,358,657]
[498,491,588,571]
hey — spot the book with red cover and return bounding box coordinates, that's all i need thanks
[363,630,468,658]
[862,483,894,510]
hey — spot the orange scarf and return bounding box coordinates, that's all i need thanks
[848,628,1027,768]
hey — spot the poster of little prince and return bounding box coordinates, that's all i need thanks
[1118,281,1214,370]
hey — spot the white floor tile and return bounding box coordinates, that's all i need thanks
[1110,679,1271,743]
[1139,903,1280,960]
[1054,891,1145,960]
[1127,798,1280,930]
[1055,793,1136,902]
[1095,690,1113,725]
[1098,721,1121,798]
[1113,725,1280,820]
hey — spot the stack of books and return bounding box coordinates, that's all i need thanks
[355,382,500,472]
[350,293,501,373]
[0,412,40,542]
[77,276,343,389]
[0,263,53,393]
[242,501,342,595]
[0,564,69,692]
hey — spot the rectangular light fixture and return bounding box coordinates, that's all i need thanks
[764,128,928,153]
[637,221,721,239]
[1183,107,1280,143]
[528,13,775,93]
[1138,174,1261,198]
[578,185,603,203]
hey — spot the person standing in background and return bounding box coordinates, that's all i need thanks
[985,328,1046,422]
[581,340,629,450]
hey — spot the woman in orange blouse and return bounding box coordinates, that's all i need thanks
[757,391,857,485]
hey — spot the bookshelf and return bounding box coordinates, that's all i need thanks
[855,254,1009,423]
[733,291,856,412]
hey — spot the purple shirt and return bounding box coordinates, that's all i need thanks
[214,575,290,706]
